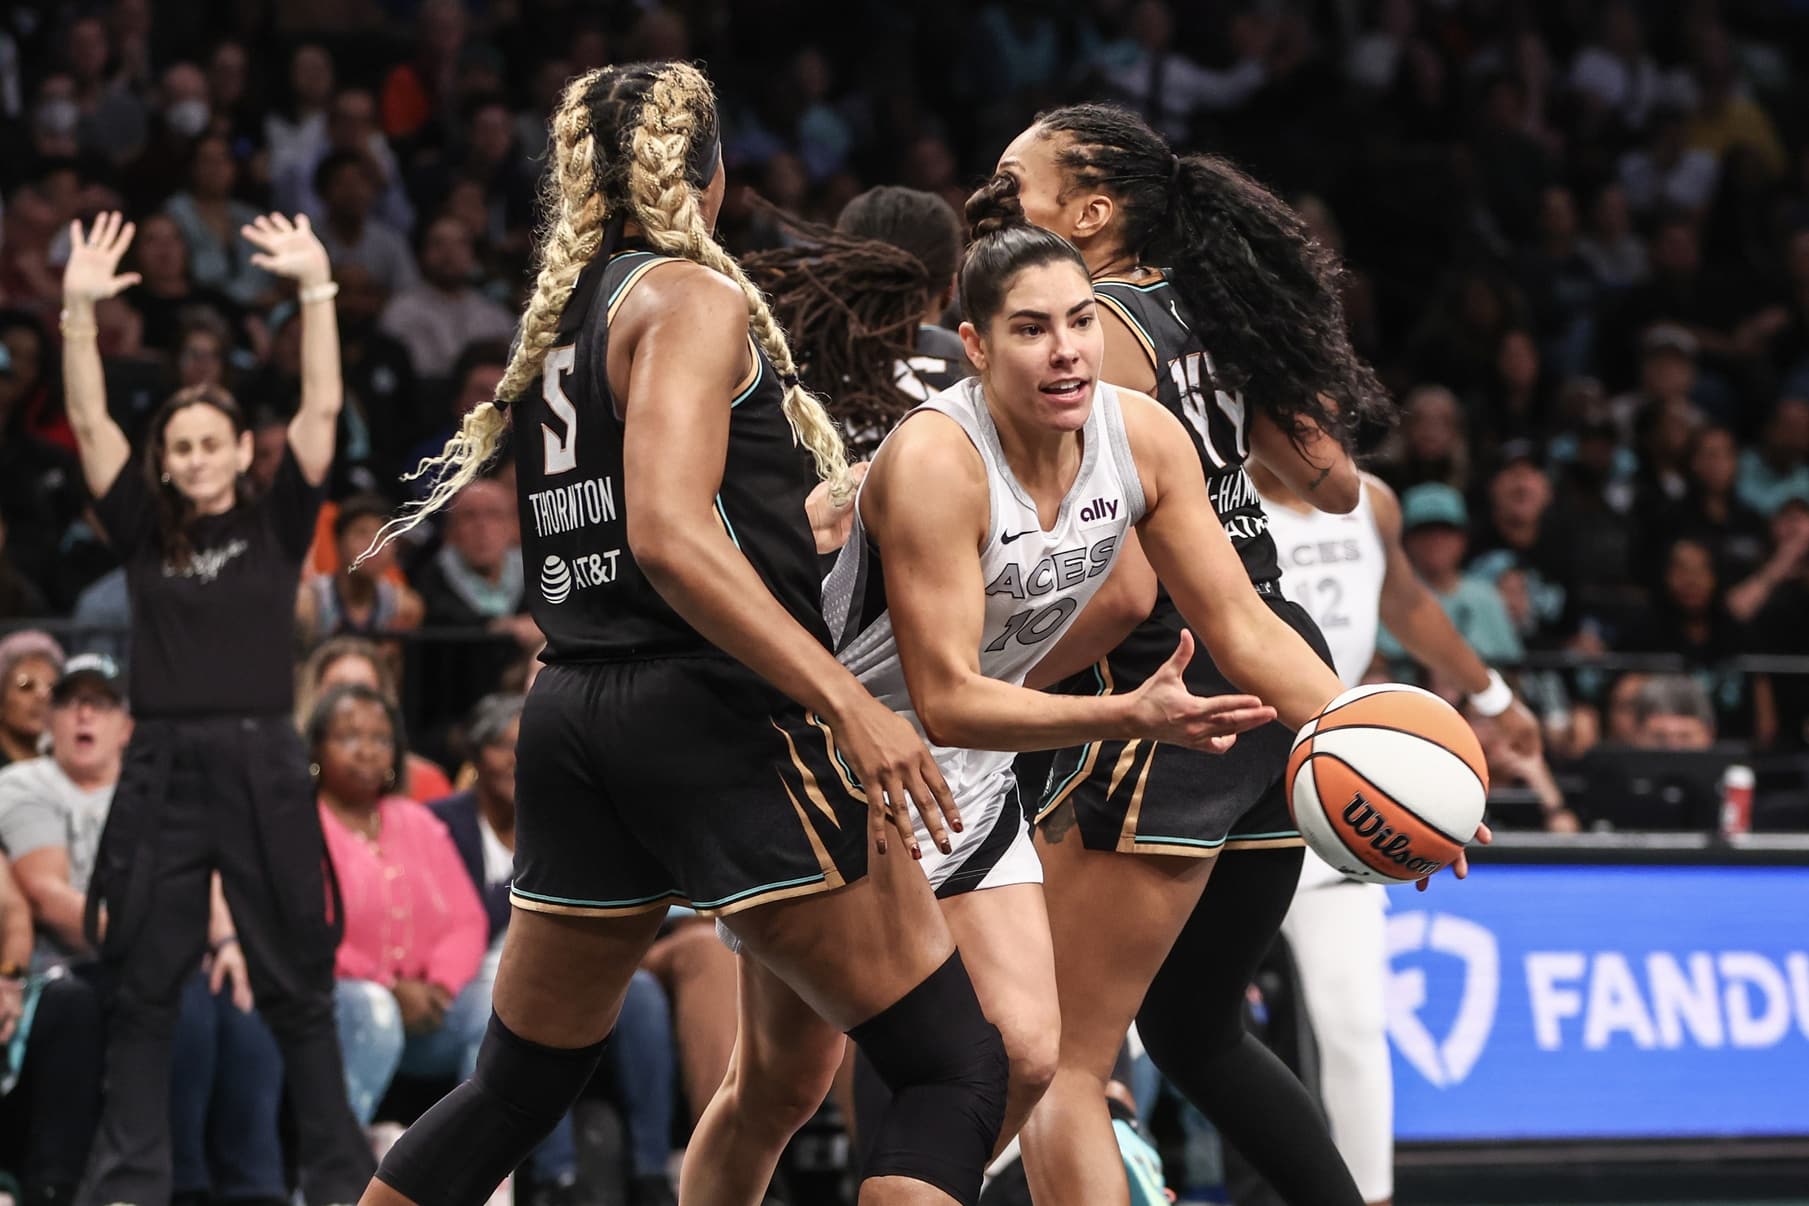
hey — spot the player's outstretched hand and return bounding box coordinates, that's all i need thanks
[832,693,961,859]
[1416,821,1493,892]
[1125,631,1276,753]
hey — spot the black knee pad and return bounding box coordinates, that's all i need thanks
[378,1013,604,1206]
[849,951,1008,1206]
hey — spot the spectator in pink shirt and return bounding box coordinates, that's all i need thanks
[306,682,485,1125]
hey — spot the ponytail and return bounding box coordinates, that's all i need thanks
[1020,103,1392,447]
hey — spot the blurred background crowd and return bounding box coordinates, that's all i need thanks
[2,0,1809,1202]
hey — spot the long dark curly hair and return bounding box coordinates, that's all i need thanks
[743,190,960,452]
[975,103,1393,448]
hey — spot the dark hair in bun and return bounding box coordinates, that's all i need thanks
[958,172,1088,329]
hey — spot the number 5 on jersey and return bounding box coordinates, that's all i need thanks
[542,345,579,476]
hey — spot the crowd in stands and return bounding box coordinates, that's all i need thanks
[2,0,1809,1201]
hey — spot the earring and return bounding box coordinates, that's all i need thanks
[309,762,320,778]
[160,473,171,484]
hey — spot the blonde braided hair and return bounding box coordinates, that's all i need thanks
[364,61,850,560]
[622,63,853,502]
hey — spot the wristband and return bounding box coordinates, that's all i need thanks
[298,281,339,305]
[59,309,98,339]
[1468,669,1514,718]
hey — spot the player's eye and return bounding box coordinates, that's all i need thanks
[1017,324,1042,338]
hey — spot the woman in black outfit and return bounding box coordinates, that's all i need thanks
[59,210,373,1206]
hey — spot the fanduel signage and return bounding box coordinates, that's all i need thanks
[1388,864,1809,1141]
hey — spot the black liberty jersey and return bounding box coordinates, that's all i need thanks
[516,248,832,662]
[844,324,973,459]
[1094,272,1282,586]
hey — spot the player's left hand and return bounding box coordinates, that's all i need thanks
[806,462,868,555]
[1416,821,1492,892]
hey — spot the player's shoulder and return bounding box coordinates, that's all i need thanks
[871,405,986,486]
[1359,471,1401,534]
[622,254,741,315]
[1113,385,1183,445]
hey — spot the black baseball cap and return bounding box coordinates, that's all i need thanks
[52,653,126,706]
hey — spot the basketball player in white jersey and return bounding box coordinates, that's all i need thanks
[681,218,1355,1206]
[1254,459,1544,1206]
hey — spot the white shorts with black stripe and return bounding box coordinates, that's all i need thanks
[918,774,1042,897]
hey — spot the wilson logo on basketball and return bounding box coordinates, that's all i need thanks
[1343,795,1444,878]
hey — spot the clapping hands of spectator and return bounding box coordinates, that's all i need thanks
[241,212,331,290]
[393,977,449,1036]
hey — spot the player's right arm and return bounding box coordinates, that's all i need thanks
[617,264,954,857]
[60,214,137,498]
[1123,389,1346,730]
[864,413,1271,753]
[1370,474,1542,757]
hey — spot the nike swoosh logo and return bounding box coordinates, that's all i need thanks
[1000,529,1034,544]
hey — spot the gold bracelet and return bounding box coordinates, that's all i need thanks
[298,281,339,306]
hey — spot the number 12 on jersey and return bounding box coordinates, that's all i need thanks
[1167,351,1248,470]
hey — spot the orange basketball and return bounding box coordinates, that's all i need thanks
[1285,684,1489,884]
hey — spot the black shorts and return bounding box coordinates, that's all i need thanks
[1031,593,1332,858]
[511,656,869,918]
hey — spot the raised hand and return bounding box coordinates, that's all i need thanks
[1124,631,1277,752]
[63,212,142,305]
[241,212,330,287]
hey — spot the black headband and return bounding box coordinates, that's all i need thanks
[686,110,722,191]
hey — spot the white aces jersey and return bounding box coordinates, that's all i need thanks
[1266,481,1386,688]
[823,376,1147,824]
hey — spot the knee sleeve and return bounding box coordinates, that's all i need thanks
[377,1013,605,1206]
[848,952,1008,1206]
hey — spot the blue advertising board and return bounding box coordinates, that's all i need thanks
[1387,864,1809,1141]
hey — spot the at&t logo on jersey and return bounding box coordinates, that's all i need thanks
[538,550,622,604]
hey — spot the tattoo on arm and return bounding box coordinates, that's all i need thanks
[1307,463,1333,491]
[1040,798,1078,843]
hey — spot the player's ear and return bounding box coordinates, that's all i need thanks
[1070,191,1115,243]
[235,429,255,474]
[958,320,986,373]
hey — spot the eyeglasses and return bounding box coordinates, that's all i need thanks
[10,674,52,695]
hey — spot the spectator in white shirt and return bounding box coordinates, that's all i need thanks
[1568,0,1691,134]
[379,216,514,379]
[1620,105,1720,215]
[273,87,415,236]
[264,44,336,181]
